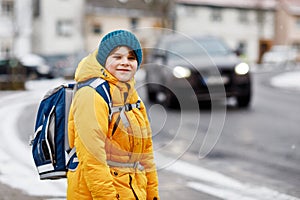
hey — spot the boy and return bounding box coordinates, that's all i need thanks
[67,30,159,200]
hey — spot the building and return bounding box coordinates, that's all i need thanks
[32,0,84,56]
[30,0,173,68]
[174,0,277,64]
[0,0,32,59]
[6,0,300,68]
[275,0,300,60]
[84,0,174,57]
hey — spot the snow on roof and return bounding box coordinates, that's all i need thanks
[176,0,277,10]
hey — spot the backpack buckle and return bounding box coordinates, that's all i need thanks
[125,104,132,111]
[136,101,141,109]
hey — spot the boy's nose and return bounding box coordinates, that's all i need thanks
[121,57,129,65]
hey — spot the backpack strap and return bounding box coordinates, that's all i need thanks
[77,77,141,133]
[77,77,112,114]
[67,78,112,171]
[110,100,141,128]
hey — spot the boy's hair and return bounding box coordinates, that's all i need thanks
[96,30,143,68]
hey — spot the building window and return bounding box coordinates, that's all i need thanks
[256,10,265,24]
[0,40,11,58]
[1,0,14,16]
[236,42,247,56]
[238,9,249,24]
[210,8,222,22]
[296,18,300,30]
[33,0,40,17]
[92,23,102,34]
[185,6,197,17]
[293,43,300,52]
[56,20,73,37]
[131,18,138,30]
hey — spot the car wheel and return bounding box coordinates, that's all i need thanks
[237,94,251,108]
[147,87,157,102]
[163,88,179,109]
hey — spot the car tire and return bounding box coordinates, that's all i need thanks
[147,87,157,102]
[237,94,251,108]
[163,88,179,109]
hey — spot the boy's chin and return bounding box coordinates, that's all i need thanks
[116,76,133,82]
[115,73,134,82]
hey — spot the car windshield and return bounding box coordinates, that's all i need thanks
[166,38,231,58]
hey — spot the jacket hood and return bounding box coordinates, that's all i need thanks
[74,50,136,87]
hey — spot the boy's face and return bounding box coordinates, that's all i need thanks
[105,46,138,82]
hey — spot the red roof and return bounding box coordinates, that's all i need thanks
[176,0,277,10]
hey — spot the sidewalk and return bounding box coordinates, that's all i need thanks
[0,183,43,200]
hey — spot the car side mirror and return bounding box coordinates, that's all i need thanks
[234,49,241,56]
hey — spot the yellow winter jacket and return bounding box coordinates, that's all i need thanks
[67,50,159,200]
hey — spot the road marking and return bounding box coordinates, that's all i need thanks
[155,152,300,200]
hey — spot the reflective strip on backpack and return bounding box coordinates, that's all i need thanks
[102,84,112,107]
[40,171,66,180]
[89,77,105,88]
[37,163,55,173]
[44,106,55,163]
[64,86,75,151]
[29,125,42,146]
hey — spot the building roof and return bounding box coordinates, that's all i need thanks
[176,0,277,10]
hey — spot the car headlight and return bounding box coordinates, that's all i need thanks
[235,62,249,75]
[173,66,191,78]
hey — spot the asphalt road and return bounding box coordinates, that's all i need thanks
[1,68,299,199]
[145,69,300,199]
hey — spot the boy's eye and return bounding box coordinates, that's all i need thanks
[113,56,122,59]
[128,56,136,60]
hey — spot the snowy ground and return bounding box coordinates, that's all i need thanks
[270,71,300,91]
[0,68,299,199]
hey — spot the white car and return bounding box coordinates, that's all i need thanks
[20,54,54,79]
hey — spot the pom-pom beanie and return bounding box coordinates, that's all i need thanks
[96,30,143,69]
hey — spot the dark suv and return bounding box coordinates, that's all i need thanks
[145,34,252,108]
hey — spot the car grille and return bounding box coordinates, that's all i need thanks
[189,68,234,96]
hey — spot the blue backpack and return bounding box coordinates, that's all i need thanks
[30,78,112,180]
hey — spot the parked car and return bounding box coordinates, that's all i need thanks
[262,45,297,67]
[0,58,26,90]
[20,54,54,79]
[43,51,87,79]
[145,34,252,108]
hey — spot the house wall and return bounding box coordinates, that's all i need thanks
[275,6,291,45]
[275,2,300,60]
[0,0,32,58]
[84,14,163,54]
[175,4,275,64]
[32,0,84,56]
[288,15,300,45]
[14,0,32,57]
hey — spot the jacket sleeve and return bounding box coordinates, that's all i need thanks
[139,101,160,200]
[72,87,118,199]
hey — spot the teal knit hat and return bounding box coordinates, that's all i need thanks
[96,30,143,69]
